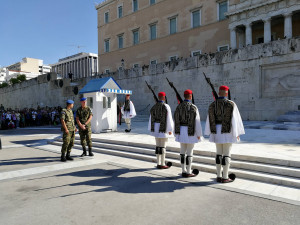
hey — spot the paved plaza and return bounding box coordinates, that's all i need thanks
[0,121,299,225]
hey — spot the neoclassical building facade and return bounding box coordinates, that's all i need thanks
[96,0,300,73]
[228,0,300,48]
[95,0,231,72]
[51,53,98,80]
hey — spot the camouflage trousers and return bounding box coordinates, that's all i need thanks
[61,130,75,155]
[79,128,92,148]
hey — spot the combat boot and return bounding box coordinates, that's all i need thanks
[81,146,87,157]
[88,147,94,156]
[61,153,66,162]
[66,152,74,160]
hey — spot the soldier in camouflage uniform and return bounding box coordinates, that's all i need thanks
[60,100,77,162]
[76,97,94,157]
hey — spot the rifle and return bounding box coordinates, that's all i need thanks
[192,94,195,104]
[203,72,218,100]
[166,78,183,104]
[145,81,158,103]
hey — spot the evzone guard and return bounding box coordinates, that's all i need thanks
[148,92,174,169]
[174,89,203,177]
[204,85,245,183]
[121,94,136,132]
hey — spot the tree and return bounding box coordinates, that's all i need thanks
[10,78,20,85]
[17,74,26,82]
[0,82,8,88]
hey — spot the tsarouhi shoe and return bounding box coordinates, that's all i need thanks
[157,165,170,169]
[216,177,222,183]
[222,178,234,183]
[184,173,196,178]
[160,165,170,169]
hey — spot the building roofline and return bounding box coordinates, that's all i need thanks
[58,52,98,62]
[50,52,98,66]
[227,0,281,16]
[95,0,115,10]
[7,70,31,73]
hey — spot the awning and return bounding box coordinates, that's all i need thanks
[100,88,132,95]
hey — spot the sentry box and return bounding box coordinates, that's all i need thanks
[79,77,132,133]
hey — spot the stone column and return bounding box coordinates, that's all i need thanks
[86,57,90,77]
[91,57,94,76]
[86,57,89,77]
[88,57,91,76]
[81,59,83,78]
[78,60,80,77]
[245,22,252,46]
[82,58,85,77]
[83,59,85,77]
[230,27,237,49]
[77,59,81,78]
[237,28,246,48]
[264,18,272,43]
[95,58,98,74]
[284,12,293,39]
[74,59,78,78]
[73,61,75,77]
[71,61,74,75]
[66,63,68,78]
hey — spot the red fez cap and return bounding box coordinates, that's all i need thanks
[184,89,193,95]
[126,94,131,97]
[219,85,229,91]
[158,92,166,97]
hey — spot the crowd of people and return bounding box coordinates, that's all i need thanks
[0,104,62,130]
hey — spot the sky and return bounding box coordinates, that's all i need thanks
[0,0,105,67]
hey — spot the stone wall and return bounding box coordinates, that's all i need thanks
[0,38,299,121]
[0,73,89,110]
[107,38,300,121]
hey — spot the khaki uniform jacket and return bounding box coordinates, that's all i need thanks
[76,106,93,130]
[61,109,75,132]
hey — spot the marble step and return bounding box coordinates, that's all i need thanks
[53,138,300,178]
[50,140,300,188]
[77,137,300,168]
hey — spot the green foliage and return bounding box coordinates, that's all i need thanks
[10,78,20,85]
[17,74,26,81]
[0,82,8,88]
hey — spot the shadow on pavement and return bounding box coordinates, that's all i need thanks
[0,127,60,136]
[35,166,213,197]
[11,139,48,146]
[0,156,59,166]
